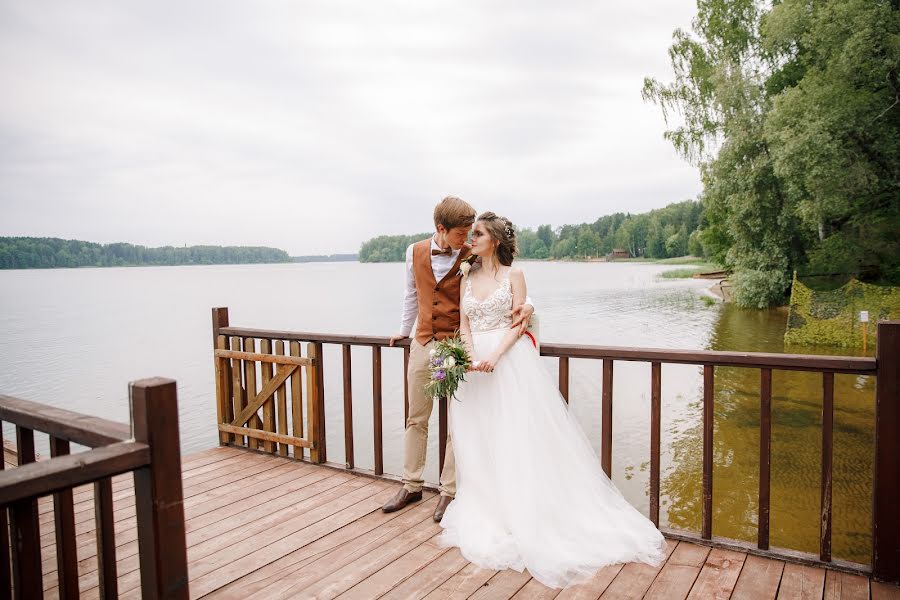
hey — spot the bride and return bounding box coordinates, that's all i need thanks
[437,211,666,589]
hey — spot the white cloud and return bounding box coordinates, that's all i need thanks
[0,0,700,254]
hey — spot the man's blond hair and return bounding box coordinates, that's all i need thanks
[433,196,476,230]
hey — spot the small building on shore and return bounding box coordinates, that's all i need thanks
[607,249,631,260]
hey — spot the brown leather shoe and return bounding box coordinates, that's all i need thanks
[433,495,453,522]
[382,488,423,513]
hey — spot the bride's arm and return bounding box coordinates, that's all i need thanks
[479,268,527,373]
[459,274,476,365]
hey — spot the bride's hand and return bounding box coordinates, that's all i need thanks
[478,355,499,373]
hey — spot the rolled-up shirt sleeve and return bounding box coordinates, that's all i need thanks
[399,244,418,337]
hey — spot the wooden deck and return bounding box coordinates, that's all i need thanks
[25,446,900,600]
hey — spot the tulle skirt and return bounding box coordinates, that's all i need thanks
[438,328,666,589]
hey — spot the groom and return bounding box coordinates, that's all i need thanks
[382,196,534,522]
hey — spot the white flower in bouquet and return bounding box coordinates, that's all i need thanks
[429,348,437,357]
[444,356,456,368]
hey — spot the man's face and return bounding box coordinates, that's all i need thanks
[445,225,471,250]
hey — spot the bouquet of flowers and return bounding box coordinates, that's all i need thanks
[424,333,472,400]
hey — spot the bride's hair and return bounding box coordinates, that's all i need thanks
[477,212,519,267]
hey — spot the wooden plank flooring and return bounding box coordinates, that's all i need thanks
[10,447,900,599]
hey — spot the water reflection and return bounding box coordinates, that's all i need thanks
[662,304,875,564]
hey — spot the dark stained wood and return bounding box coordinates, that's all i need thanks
[290,341,304,460]
[559,356,569,403]
[259,339,276,453]
[821,371,834,563]
[702,365,714,540]
[403,345,411,423]
[539,343,876,374]
[373,345,384,476]
[10,426,42,600]
[601,359,613,477]
[731,554,784,600]
[131,378,189,599]
[49,437,78,600]
[313,340,327,463]
[872,581,900,599]
[94,477,118,598]
[313,342,328,464]
[873,321,900,584]
[215,335,233,445]
[0,423,10,600]
[274,340,289,457]
[438,396,448,476]
[219,325,876,374]
[212,307,231,445]
[0,395,129,448]
[343,344,355,469]
[650,361,661,526]
[0,442,149,504]
[760,367,772,550]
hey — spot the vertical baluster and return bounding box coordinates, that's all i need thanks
[49,437,78,600]
[759,368,772,550]
[0,422,12,600]
[558,357,569,403]
[702,365,714,540]
[439,396,448,475]
[820,372,834,562]
[601,359,614,477]
[94,477,118,598]
[259,339,276,453]
[650,362,661,527]
[873,320,900,584]
[313,341,327,463]
[343,344,355,469]
[216,335,234,445]
[403,345,410,424]
[290,341,305,460]
[230,335,245,447]
[10,426,42,599]
[373,346,383,475]
[243,337,260,449]
[275,341,289,457]
[307,342,323,463]
[212,307,231,445]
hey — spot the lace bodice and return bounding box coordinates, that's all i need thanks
[463,276,513,332]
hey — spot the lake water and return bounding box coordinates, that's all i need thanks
[0,261,874,563]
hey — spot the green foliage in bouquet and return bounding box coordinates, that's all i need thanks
[424,333,472,400]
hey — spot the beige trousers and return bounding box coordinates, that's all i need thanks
[403,338,456,497]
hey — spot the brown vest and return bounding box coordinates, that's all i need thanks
[413,239,471,345]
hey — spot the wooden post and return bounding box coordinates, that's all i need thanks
[49,437,78,600]
[758,368,772,551]
[873,321,900,584]
[820,372,834,563]
[373,346,383,476]
[212,308,230,445]
[601,359,613,477]
[342,344,354,469]
[558,357,569,403]
[307,343,324,464]
[131,378,189,599]
[649,362,661,527]
[702,365,714,540]
[314,341,327,463]
[0,423,9,600]
[10,426,41,600]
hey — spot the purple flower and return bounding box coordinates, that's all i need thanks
[434,370,446,381]
[432,357,443,366]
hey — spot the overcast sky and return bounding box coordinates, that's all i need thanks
[0,1,700,255]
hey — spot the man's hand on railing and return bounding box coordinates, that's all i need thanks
[388,334,408,347]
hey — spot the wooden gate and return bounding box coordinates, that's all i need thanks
[214,335,320,462]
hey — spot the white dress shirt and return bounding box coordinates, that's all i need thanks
[399,236,534,337]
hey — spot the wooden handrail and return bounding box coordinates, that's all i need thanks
[0,441,149,504]
[218,325,876,374]
[0,394,130,448]
[213,308,899,585]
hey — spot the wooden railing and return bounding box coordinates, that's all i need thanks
[211,307,900,585]
[0,378,189,599]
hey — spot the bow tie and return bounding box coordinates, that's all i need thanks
[431,248,453,256]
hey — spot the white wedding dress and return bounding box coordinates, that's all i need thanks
[438,275,667,589]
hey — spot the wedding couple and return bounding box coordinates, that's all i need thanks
[383,196,666,588]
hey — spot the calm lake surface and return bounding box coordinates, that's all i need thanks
[0,261,874,563]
